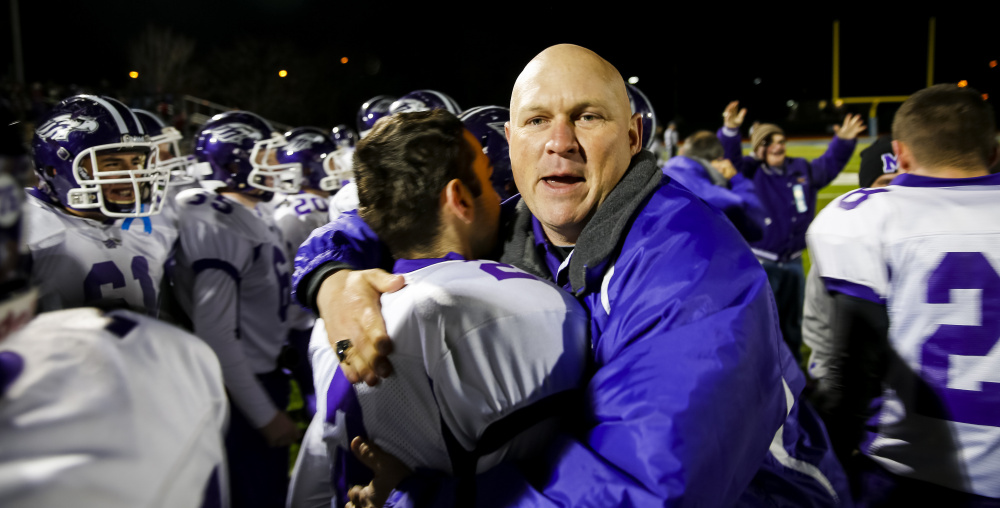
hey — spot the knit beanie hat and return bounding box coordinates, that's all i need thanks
[858,136,898,188]
[750,124,784,157]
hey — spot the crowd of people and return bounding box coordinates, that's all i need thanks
[1,43,998,508]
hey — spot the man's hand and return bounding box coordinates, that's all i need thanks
[834,113,867,140]
[317,269,405,386]
[258,410,302,447]
[722,101,747,130]
[711,158,738,180]
[345,437,412,508]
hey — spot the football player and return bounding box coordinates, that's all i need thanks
[0,111,229,508]
[459,105,517,201]
[287,109,588,508]
[25,95,176,315]
[356,95,396,140]
[272,126,341,417]
[328,90,464,220]
[807,84,1000,503]
[173,111,302,508]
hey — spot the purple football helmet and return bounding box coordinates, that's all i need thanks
[32,95,168,218]
[132,108,196,185]
[389,90,461,116]
[193,111,302,197]
[459,105,516,201]
[626,84,658,150]
[278,127,342,191]
[330,125,358,149]
[356,95,396,139]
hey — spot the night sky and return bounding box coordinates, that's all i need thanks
[3,3,997,136]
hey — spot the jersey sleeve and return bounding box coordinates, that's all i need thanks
[426,286,589,470]
[177,193,278,428]
[806,188,891,304]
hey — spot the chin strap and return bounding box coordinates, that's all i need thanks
[121,203,154,234]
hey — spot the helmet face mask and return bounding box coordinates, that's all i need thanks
[68,143,170,218]
[150,126,197,185]
[320,147,354,191]
[248,131,302,194]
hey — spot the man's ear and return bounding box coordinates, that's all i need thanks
[441,179,474,224]
[892,140,914,173]
[504,121,512,144]
[629,112,643,156]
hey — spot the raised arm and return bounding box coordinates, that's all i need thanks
[717,101,747,166]
[810,114,866,188]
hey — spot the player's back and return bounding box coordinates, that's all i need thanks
[310,257,589,505]
[23,189,178,315]
[0,308,228,507]
[272,192,329,330]
[808,172,1000,497]
[173,187,293,369]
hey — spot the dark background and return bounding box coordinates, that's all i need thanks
[2,3,997,137]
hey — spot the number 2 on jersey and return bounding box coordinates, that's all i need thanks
[919,252,1000,427]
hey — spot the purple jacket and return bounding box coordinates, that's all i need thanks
[662,155,766,242]
[717,128,856,261]
[292,151,850,507]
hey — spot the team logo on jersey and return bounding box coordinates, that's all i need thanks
[208,123,263,144]
[881,153,899,173]
[390,99,429,114]
[35,114,99,142]
[287,134,326,153]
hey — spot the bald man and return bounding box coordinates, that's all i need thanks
[292,45,848,506]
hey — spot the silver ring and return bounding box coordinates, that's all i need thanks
[336,340,352,362]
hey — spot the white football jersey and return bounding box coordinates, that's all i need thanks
[287,258,589,507]
[807,173,1000,497]
[23,190,177,315]
[173,188,294,427]
[0,308,228,508]
[328,182,359,221]
[272,192,330,330]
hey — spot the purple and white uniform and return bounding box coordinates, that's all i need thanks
[287,256,589,508]
[23,190,177,315]
[173,187,293,428]
[808,172,1000,497]
[0,308,228,507]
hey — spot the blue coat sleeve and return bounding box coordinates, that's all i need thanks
[808,136,857,190]
[290,210,389,311]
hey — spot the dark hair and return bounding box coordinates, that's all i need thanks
[893,84,997,170]
[356,109,480,258]
[683,131,724,160]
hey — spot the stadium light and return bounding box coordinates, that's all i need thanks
[991,60,997,68]
[628,76,639,85]
[958,80,968,88]
[341,57,348,64]
[984,94,990,101]
[129,71,138,79]
[278,70,288,78]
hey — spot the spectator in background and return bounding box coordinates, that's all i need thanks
[718,101,865,361]
[662,130,766,241]
[662,120,679,158]
[801,136,899,381]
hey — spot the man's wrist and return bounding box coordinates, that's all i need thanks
[301,261,355,313]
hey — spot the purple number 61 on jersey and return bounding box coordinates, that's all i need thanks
[919,252,1000,428]
[479,262,536,282]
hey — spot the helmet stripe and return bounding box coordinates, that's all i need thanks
[80,95,131,135]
